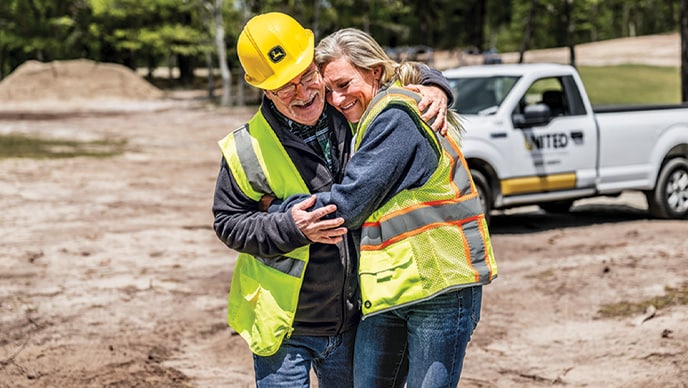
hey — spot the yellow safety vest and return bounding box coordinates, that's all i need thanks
[355,85,498,317]
[218,112,311,356]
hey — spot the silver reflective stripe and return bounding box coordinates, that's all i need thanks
[439,135,472,196]
[461,219,490,282]
[234,126,274,196]
[254,255,305,278]
[358,87,420,133]
[389,87,421,102]
[361,196,484,246]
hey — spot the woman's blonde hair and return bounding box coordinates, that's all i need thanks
[396,61,464,137]
[315,28,463,137]
[315,28,397,84]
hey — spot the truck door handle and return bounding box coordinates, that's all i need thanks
[570,131,584,144]
[490,132,507,139]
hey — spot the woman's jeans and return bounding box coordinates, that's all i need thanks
[354,286,483,388]
[253,328,355,387]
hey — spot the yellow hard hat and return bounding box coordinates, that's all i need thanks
[237,12,315,90]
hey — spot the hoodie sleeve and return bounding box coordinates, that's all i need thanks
[212,157,311,258]
[276,107,439,229]
[419,64,454,106]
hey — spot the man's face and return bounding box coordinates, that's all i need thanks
[264,62,325,126]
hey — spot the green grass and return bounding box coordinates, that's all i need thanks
[598,283,688,318]
[578,65,681,105]
[0,134,126,159]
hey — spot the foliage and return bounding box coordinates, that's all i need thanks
[598,283,688,318]
[493,0,681,52]
[88,0,213,69]
[0,0,683,89]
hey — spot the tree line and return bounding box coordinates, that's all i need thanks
[1,0,686,104]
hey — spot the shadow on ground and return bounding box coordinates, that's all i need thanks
[489,203,651,234]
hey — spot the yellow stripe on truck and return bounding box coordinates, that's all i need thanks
[501,173,577,196]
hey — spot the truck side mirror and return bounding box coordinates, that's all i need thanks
[513,103,552,128]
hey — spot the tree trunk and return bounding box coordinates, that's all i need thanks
[681,0,688,102]
[519,0,537,63]
[206,51,215,99]
[177,55,195,85]
[0,46,5,80]
[167,53,174,80]
[214,0,231,106]
[312,0,320,40]
[471,0,487,52]
[563,0,576,67]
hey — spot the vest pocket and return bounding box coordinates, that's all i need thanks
[227,253,300,356]
[359,240,422,315]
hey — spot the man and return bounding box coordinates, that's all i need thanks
[212,12,452,387]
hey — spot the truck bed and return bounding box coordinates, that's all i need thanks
[593,103,688,113]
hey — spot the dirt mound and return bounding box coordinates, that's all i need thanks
[0,59,164,103]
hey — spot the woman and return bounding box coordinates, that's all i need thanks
[274,28,498,387]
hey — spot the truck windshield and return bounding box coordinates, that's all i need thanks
[449,76,520,115]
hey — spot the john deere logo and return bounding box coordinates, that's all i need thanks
[268,46,286,63]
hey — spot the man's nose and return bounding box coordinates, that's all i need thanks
[294,82,310,98]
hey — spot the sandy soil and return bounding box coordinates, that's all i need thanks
[1,34,687,387]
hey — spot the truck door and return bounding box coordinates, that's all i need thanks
[502,76,598,197]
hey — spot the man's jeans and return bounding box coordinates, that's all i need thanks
[253,328,355,387]
[354,286,482,388]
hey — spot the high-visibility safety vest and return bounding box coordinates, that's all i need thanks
[217,111,311,356]
[354,85,498,317]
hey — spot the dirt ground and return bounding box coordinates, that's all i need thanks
[1,34,687,388]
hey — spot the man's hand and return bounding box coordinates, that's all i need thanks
[259,194,275,212]
[292,195,347,244]
[406,84,449,136]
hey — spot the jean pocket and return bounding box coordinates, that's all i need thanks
[469,286,483,329]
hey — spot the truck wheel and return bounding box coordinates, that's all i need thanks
[539,200,574,214]
[646,157,688,219]
[470,169,492,225]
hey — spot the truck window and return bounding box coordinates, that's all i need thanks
[517,76,586,117]
[449,76,519,115]
[522,78,567,117]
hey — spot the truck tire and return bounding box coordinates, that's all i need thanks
[470,169,492,225]
[539,200,574,214]
[646,157,688,219]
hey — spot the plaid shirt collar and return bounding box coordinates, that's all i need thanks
[268,100,333,170]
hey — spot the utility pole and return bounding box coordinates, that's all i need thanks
[681,0,688,102]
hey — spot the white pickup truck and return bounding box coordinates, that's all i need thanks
[443,63,688,221]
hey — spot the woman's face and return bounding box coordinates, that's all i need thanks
[320,57,379,123]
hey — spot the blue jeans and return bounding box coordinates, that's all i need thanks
[253,328,356,387]
[354,286,482,388]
